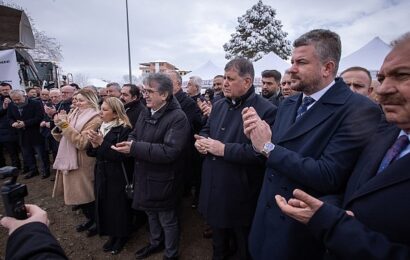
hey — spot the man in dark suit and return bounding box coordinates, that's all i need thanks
[8,90,50,179]
[242,29,381,259]
[275,32,410,260]
[195,58,277,259]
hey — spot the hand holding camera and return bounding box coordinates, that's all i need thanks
[1,204,48,235]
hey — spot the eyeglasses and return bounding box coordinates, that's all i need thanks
[141,88,159,96]
[213,83,223,87]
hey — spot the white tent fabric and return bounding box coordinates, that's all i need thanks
[339,37,391,74]
[253,52,291,76]
[86,78,108,88]
[183,60,224,81]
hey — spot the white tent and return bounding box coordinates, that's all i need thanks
[86,78,108,88]
[253,52,291,77]
[183,60,224,88]
[339,37,391,75]
[183,60,224,81]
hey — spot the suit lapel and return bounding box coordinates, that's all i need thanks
[343,124,400,202]
[277,80,351,144]
[272,94,300,143]
[346,154,410,205]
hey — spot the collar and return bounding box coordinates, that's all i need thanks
[225,85,255,108]
[304,80,335,101]
[151,102,167,116]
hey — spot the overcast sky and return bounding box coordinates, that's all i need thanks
[4,0,410,82]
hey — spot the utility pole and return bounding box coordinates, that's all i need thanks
[125,0,132,84]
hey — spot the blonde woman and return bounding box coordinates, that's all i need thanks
[52,88,102,237]
[86,97,133,254]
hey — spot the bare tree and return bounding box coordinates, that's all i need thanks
[73,73,89,88]
[0,1,63,62]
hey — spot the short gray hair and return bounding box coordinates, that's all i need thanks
[189,76,202,90]
[293,29,341,76]
[10,89,25,97]
[106,82,121,91]
[146,73,173,101]
[224,57,255,81]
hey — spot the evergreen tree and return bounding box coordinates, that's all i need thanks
[223,0,291,61]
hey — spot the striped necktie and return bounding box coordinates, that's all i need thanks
[377,135,409,174]
[296,96,315,120]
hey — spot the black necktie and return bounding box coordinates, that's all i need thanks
[296,96,315,120]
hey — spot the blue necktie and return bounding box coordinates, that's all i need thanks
[296,96,315,120]
[377,135,409,174]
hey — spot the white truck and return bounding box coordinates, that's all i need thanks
[0,5,59,89]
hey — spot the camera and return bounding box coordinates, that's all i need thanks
[0,166,28,220]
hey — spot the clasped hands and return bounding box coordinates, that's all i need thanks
[53,110,68,127]
[242,107,272,153]
[86,129,103,148]
[11,120,25,129]
[194,135,225,156]
[197,99,212,117]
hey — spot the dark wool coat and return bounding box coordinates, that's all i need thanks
[5,222,67,260]
[308,122,410,260]
[0,96,17,143]
[128,97,190,211]
[124,99,145,128]
[87,125,133,237]
[249,79,382,260]
[198,86,277,228]
[7,98,45,145]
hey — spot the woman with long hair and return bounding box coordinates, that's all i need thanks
[86,97,133,255]
[52,88,102,237]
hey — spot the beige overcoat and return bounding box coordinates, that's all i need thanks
[51,116,102,205]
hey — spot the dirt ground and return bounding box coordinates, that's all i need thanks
[0,170,212,260]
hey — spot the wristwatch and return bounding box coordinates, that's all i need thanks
[261,142,275,157]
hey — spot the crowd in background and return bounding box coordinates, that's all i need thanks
[0,28,410,260]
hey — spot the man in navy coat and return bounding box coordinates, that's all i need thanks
[195,58,277,259]
[243,29,381,259]
[276,32,410,259]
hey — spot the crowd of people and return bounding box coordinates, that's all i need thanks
[0,28,409,260]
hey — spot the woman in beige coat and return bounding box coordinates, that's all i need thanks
[52,88,102,236]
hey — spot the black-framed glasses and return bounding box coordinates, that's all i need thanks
[141,88,159,96]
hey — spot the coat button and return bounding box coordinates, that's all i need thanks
[221,127,225,131]
[212,156,216,160]
[266,203,271,208]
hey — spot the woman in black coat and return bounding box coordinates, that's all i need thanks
[86,97,133,255]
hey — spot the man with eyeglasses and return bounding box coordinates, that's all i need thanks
[340,66,373,97]
[112,73,189,260]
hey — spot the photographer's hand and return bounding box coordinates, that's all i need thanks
[1,204,49,235]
